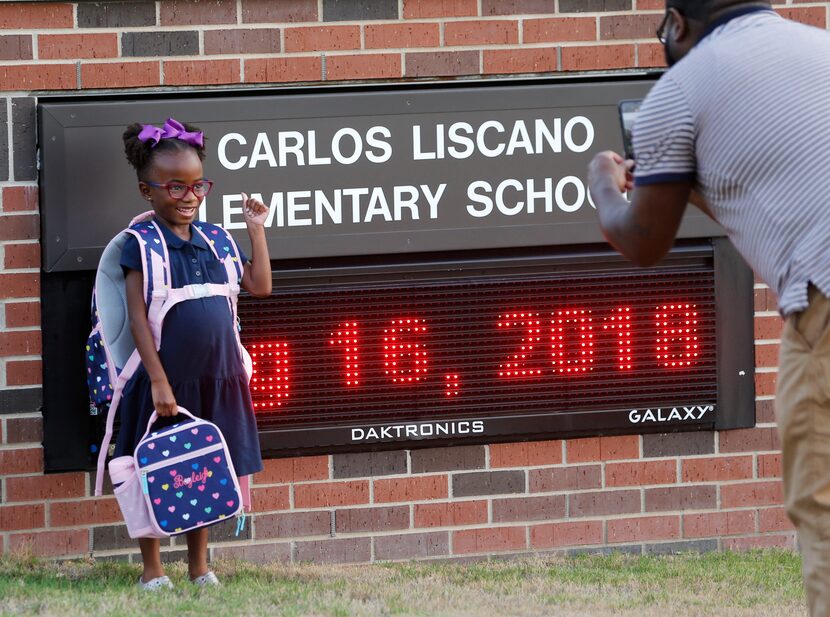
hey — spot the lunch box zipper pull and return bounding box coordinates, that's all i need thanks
[141,471,149,495]
[234,511,246,537]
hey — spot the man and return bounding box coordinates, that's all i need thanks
[587,1,830,614]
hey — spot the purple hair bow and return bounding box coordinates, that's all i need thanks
[137,118,204,148]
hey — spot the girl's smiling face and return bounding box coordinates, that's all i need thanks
[140,147,206,235]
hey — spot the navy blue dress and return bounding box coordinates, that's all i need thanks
[112,219,263,477]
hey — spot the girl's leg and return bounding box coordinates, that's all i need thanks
[138,538,164,582]
[186,527,210,579]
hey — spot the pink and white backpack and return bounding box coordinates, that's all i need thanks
[87,211,252,510]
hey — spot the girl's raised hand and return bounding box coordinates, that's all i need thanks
[241,192,269,227]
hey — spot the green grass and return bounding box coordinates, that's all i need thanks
[0,550,805,617]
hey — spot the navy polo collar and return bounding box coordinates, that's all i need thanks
[153,217,210,250]
[701,4,774,41]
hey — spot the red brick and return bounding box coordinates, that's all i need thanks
[0,64,75,90]
[754,288,766,312]
[204,28,281,55]
[608,515,680,543]
[777,7,826,28]
[414,500,488,527]
[284,25,360,52]
[637,0,663,8]
[0,331,41,357]
[6,472,85,502]
[49,498,121,527]
[492,495,566,522]
[483,48,557,74]
[244,56,322,83]
[600,14,662,40]
[0,34,32,60]
[721,481,783,509]
[256,511,329,539]
[4,243,40,270]
[637,42,666,68]
[561,44,635,71]
[241,0,317,23]
[293,480,369,508]
[444,20,518,46]
[490,440,562,468]
[754,372,778,397]
[644,485,716,512]
[403,0,477,18]
[0,3,73,29]
[2,187,37,213]
[405,50,479,77]
[681,455,754,483]
[758,453,782,479]
[364,23,440,49]
[374,531,449,561]
[7,360,42,387]
[524,17,596,43]
[719,427,780,453]
[335,505,409,533]
[82,61,160,89]
[374,474,448,503]
[683,510,756,539]
[0,273,39,299]
[756,399,776,424]
[453,526,526,554]
[755,343,779,368]
[39,34,118,60]
[723,534,796,551]
[606,460,676,487]
[5,416,43,444]
[758,507,795,533]
[0,503,45,531]
[258,456,329,484]
[0,447,42,474]
[295,537,371,564]
[251,485,291,512]
[566,435,639,463]
[529,464,601,492]
[164,59,240,86]
[327,54,402,81]
[9,530,88,558]
[214,542,291,564]
[531,520,603,548]
[160,0,237,25]
[6,302,40,328]
[754,315,783,340]
[0,214,39,241]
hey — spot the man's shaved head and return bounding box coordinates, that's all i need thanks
[667,0,772,22]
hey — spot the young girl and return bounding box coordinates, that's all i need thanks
[114,118,272,590]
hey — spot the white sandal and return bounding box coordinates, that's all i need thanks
[190,571,220,587]
[137,575,174,591]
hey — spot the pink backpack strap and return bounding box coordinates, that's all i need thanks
[95,222,170,496]
[192,224,253,380]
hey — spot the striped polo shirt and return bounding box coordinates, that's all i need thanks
[633,8,830,316]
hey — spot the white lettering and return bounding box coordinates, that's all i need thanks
[217,133,247,170]
[250,132,277,168]
[467,181,493,218]
[366,126,392,163]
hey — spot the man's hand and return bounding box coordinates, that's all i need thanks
[588,151,634,194]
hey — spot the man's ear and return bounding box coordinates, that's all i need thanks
[669,7,690,41]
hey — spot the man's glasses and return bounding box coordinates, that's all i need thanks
[145,180,213,200]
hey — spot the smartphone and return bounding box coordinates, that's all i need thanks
[618,99,642,162]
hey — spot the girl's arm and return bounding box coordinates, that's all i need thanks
[239,192,272,298]
[125,269,178,416]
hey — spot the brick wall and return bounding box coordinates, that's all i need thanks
[1,0,825,563]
